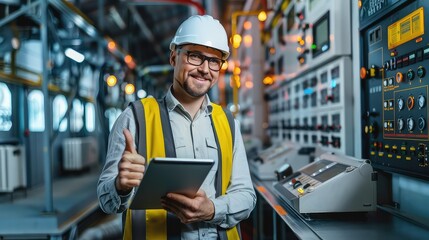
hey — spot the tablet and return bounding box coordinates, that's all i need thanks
[129,157,215,209]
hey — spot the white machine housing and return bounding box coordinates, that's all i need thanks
[274,152,376,213]
[249,141,316,180]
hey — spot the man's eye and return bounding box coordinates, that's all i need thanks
[210,59,221,64]
[189,53,202,59]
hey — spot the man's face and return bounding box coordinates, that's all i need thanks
[170,44,223,99]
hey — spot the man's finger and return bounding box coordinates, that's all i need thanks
[123,128,137,154]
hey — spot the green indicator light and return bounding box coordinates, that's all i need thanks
[311,44,317,50]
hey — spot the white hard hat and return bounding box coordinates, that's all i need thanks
[170,15,230,60]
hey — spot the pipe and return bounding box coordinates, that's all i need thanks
[41,0,54,213]
[138,64,173,77]
[0,0,41,28]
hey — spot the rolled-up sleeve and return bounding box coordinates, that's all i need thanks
[207,120,257,228]
[97,108,137,214]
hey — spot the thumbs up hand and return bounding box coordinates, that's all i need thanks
[115,128,146,194]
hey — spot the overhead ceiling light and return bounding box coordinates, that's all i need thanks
[65,48,85,63]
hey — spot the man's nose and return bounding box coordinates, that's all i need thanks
[198,59,210,72]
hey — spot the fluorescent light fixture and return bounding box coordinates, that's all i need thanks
[65,48,85,63]
[109,7,126,30]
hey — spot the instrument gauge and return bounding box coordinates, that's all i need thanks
[418,117,426,130]
[397,118,404,131]
[407,69,415,81]
[407,117,415,131]
[397,98,404,110]
[407,96,415,110]
[418,95,426,109]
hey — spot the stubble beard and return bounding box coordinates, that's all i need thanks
[183,78,211,98]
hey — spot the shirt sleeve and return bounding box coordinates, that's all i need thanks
[207,119,257,228]
[97,108,138,214]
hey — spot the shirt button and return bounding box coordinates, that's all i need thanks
[202,233,205,237]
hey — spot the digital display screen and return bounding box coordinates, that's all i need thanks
[312,12,330,57]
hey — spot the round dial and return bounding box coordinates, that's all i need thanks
[407,118,415,131]
[407,69,415,81]
[396,72,403,83]
[397,98,404,110]
[397,118,404,131]
[418,117,426,130]
[407,96,415,110]
[417,66,426,78]
[384,101,388,108]
[384,121,388,129]
[388,77,394,85]
[418,95,426,109]
[383,79,388,87]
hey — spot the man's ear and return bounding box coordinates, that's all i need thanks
[169,51,176,66]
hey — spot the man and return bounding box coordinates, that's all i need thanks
[97,15,256,239]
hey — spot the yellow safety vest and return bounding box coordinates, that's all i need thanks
[123,97,240,240]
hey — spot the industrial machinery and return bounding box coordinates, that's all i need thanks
[264,0,354,155]
[360,0,429,179]
[248,141,316,180]
[274,152,377,214]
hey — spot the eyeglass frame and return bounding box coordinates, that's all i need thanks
[176,49,225,71]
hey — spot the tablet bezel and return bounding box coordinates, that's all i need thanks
[129,157,215,209]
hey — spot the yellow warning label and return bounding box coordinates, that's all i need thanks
[388,7,424,49]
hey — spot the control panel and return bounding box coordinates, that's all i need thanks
[360,0,429,178]
[248,141,316,180]
[274,152,377,214]
[267,57,353,154]
[264,0,354,155]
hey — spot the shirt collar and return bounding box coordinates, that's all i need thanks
[165,87,213,115]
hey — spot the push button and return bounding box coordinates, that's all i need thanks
[293,181,302,189]
[417,66,425,78]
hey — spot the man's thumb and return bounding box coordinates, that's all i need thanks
[123,128,136,153]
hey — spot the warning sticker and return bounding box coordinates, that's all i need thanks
[388,7,424,49]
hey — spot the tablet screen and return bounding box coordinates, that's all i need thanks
[130,157,215,209]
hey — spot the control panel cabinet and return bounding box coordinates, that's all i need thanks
[360,0,429,178]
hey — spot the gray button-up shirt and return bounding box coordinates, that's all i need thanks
[97,89,256,239]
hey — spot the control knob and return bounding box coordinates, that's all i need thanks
[407,69,415,81]
[396,72,404,83]
[418,117,426,131]
[418,95,426,109]
[407,117,415,131]
[417,66,426,78]
[397,118,404,131]
[407,96,415,110]
[397,98,404,111]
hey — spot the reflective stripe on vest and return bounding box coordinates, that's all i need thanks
[124,97,239,240]
[210,104,240,240]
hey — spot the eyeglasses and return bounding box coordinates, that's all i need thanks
[177,49,224,71]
